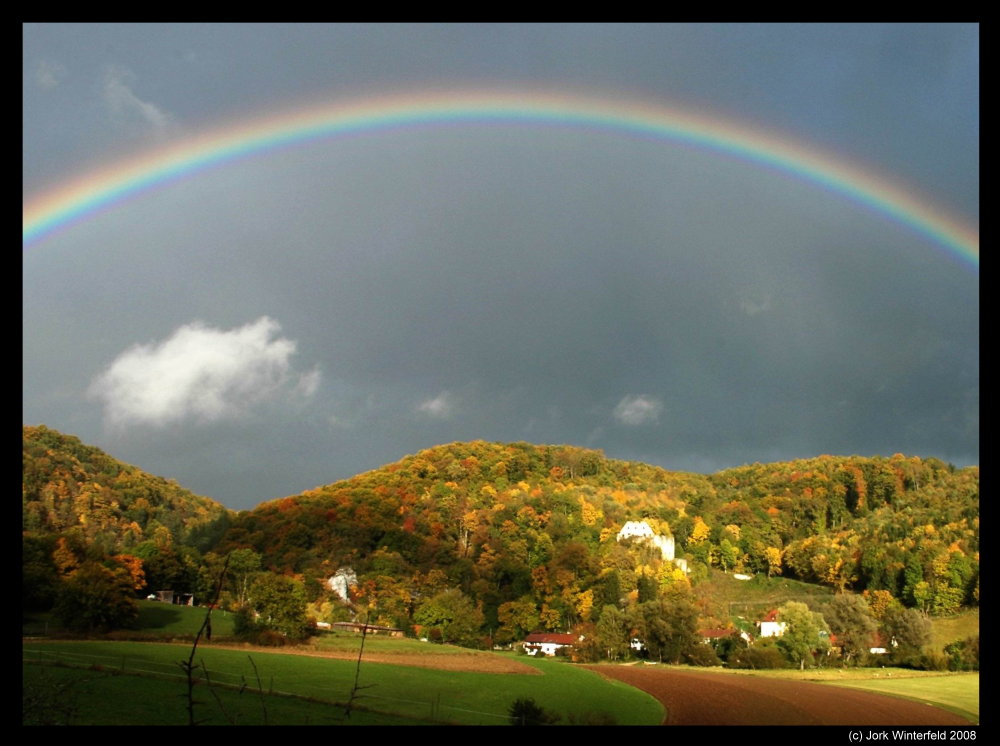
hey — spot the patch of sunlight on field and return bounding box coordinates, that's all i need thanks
[825,673,978,724]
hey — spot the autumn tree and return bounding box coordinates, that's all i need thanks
[764,546,783,578]
[53,561,139,633]
[497,597,540,644]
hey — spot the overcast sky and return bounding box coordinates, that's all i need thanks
[23,24,978,511]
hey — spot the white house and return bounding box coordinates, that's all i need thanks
[757,609,787,638]
[523,633,578,656]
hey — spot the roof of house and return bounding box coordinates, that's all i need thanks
[699,627,738,639]
[524,633,577,645]
[759,609,781,623]
[332,621,403,633]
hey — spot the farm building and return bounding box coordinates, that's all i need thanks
[152,590,195,606]
[700,627,753,645]
[332,621,405,637]
[523,632,578,656]
[757,609,787,638]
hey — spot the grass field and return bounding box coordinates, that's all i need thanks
[23,641,663,725]
[23,600,238,640]
[825,673,979,724]
[22,662,415,725]
[930,610,979,651]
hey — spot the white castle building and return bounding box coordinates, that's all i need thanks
[616,520,675,561]
[326,567,357,603]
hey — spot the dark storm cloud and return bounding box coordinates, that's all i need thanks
[23,24,977,510]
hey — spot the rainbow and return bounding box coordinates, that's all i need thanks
[23,89,979,269]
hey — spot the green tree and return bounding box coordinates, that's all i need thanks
[508,697,559,725]
[595,604,630,661]
[227,547,262,607]
[414,588,484,647]
[881,607,932,666]
[824,594,877,664]
[53,561,139,633]
[630,592,699,663]
[776,601,830,670]
[247,572,311,641]
[23,534,60,611]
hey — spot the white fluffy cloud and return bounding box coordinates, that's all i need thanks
[103,65,173,135]
[613,394,663,426]
[416,391,455,419]
[89,317,319,428]
[34,59,66,90]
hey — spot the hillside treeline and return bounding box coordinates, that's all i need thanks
[23,429,978,646]
[23,425,233,553]
[216,441,978,634]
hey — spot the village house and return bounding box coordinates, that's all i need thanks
[700,627,753,645]
[522,632,578,656]
[757,609,786,638]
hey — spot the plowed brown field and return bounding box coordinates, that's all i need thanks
[585,665,972,725]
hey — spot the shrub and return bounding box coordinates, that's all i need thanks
[508,697,559,725]
[918,651,950,671]
[943,636,979,671]
[254,629,290,647]
[727,643,788,669]
[684,643,722,667]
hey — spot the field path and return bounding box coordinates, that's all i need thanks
[584,665,972,725]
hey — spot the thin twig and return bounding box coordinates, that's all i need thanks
[201,658,237,725]
[248,654,269,725]
[180,553,231,725]
[344,611,376,719]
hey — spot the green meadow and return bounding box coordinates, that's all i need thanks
[23,641,663,725]
[824,673,979,724]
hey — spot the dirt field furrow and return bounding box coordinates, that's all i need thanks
[584,665,973,726]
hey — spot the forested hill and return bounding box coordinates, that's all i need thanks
[23,428,978,624]
[23,425,233,553]
[217,441,978,618]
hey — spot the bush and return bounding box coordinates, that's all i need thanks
[727,643,788,669]
[684,643,722,667]
[944,636,979,671]
[254,629,290,647]
[508,697,559,725]
[918,651,950,671]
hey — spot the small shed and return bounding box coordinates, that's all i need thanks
[331,621,405,637]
